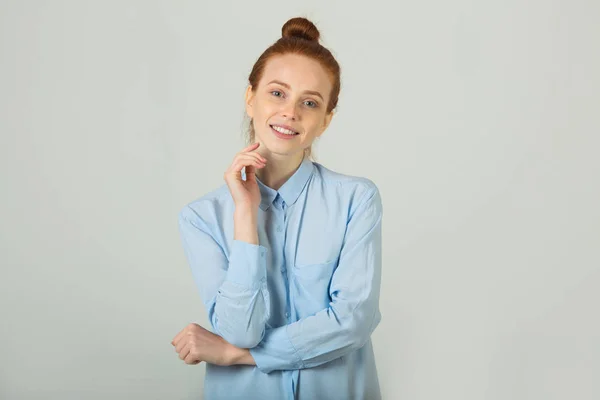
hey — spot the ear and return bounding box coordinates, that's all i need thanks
[244,85,255,118]
[316,110,335,138]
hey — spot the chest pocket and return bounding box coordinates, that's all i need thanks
[290,257,339,319]
[291,209,344,267]
[286,192,346,317]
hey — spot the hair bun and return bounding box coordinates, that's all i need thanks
[281,17,320,42]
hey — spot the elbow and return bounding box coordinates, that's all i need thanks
[344,307,381,351]
[225,331,264,349]
[211,289,269,348]
[215,320,265,349]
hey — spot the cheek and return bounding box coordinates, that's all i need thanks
[306,117,325,133]
[252,101,275,121]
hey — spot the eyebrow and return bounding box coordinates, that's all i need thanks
[267,80,324,101]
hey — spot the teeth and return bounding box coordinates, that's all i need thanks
[272,125,297,135]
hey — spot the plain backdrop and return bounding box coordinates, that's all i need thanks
[1,1,599,399]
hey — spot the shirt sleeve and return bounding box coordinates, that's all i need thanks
[249,186,383,373]
[178,205,271,349]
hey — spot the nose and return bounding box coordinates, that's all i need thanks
[280,102,298,120]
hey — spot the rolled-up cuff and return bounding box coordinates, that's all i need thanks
[249,325,305,373]
[226,240,268,289]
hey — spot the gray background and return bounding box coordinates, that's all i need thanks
[1,0,599,399]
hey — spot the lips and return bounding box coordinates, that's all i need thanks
[270,124,299,135]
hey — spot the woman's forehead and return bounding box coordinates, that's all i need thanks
[259,54,332,92]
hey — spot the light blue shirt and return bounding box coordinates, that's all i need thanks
[178,156,383,400]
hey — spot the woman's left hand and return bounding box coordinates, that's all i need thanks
[171,323,238,366]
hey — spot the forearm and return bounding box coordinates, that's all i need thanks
[234,206,258,244]
[227,315,378,370]
[224,306,368,369]
[247,301,380,373]
[208,206,269,348]
[178,204,269,350]
[229,347,256,366]
[210,279,269,349]
[210,206,269,348]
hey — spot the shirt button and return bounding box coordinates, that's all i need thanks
[276,226,282,232]
[285,312,289,318]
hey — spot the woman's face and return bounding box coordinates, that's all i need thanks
[245,53,334,158]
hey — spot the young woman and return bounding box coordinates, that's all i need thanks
[171,17,383,400]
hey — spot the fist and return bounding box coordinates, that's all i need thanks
[171,323,235,366]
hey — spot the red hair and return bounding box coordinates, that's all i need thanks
[245,17,341,160]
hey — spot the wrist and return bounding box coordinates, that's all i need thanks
[234,208,259,245]
[227,345,256,366]
[234,205,258,220]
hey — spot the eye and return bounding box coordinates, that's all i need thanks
[304,100,318,108]
[270,90,283,97]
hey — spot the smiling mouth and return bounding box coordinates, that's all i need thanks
[270,124,299,136]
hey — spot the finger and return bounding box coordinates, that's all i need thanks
[227,163,265,185]
[232,153,266,168]
[175,336,189,354]
[178,342,191,361]
[246,149,267,163]
[250,151,267,163]
[230,161,265,177]
[245,164,255,178]
[184,348,200,365]
[172,325,191,346]
[237,147,267,163]
[228,156,266,175]
[240,142,260,153]
[234,154,266,170]
[171,329,185,346]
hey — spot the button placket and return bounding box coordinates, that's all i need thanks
[279,201,287,271]
[279,199,292,324]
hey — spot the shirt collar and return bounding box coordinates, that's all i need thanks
[256,156,314,211]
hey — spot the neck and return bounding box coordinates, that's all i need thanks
[256,151,305,191]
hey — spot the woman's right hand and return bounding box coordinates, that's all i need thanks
[223,142,267,210]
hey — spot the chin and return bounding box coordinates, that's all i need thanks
[257,140,299,157]
[264,144,296,156]
[257,133,293,150]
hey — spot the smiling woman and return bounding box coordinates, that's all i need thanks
[244,17,341,162]
[245,53,335,159]
[173,17,383,400]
